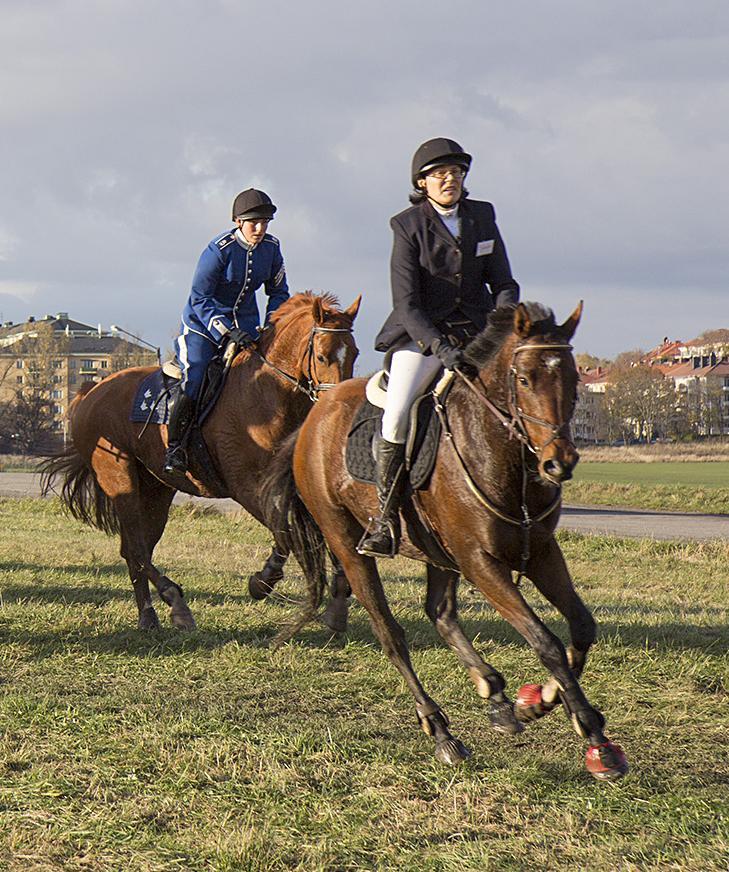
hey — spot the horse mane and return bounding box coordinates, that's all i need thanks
[465,302,557,368]
[267,290,342,327]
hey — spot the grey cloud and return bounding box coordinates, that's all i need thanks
[0,0,727,372]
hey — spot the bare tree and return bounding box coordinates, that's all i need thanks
[604,365,675,442]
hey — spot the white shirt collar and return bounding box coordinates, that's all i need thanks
[235,228,256,250]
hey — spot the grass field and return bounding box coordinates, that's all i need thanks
[565,462,729,514]
[1,498,728,871]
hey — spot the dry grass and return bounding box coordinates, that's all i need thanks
[578,442,729,463]
[0,498,727,870]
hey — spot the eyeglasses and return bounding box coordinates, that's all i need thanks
[426,166,466,180]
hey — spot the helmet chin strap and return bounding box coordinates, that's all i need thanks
[427,195,459,212]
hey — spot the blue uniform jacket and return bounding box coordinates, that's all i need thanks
[181,229,289,344]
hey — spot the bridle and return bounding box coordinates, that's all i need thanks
[256,323,355,402]
[434,339,575,581]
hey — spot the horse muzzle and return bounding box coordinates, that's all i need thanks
[539,442,579,484]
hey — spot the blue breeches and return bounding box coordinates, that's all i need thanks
[174,326,218,401]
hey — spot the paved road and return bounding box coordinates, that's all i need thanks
[2,472,727,541]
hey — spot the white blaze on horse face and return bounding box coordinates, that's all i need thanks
[335,343,349,369]
[544,355,561,373]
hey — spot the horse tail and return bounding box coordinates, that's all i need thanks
[261,429,328,613]
[39,447,120,535]
[39,419,120,537]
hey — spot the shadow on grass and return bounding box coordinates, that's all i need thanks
[4,597,727,662]
[0,579,258,608]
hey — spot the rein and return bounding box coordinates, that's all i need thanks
[433,340,573,581]
[256,324,354,402]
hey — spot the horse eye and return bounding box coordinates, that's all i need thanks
[316,354,326,364]
[519,376,529,387]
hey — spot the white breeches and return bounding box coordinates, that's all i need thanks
[381,342,443,444]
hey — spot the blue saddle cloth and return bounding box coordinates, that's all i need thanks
[131,369,173,425]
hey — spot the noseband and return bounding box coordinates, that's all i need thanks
[257,323,354,402]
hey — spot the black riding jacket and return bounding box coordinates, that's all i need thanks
[374,198,520,353]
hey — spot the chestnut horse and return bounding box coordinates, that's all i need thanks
[41,291,360,630]
[264,302,628,779]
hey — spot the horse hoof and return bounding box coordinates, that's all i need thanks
[488,700,524,735]
[248,573,276,601]
[171,609,197,631]
[138,608,160,631]
[515,683,551,722]
[321,599,349,634]
[586,741,629,781]
[434,738,472,766]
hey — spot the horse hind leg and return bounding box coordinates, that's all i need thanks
[104,468,194,630]
[329,534,470,765]
[425,565,523,736]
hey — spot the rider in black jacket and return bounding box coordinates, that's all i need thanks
[358,137,520,557]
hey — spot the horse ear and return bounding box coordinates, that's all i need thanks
[513,303,532,338]
[345,294,362,321]
[312,296,325,325]
[560,300,584,340]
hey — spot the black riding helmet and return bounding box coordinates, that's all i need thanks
[231,188,277,221]
[411,138,472,188]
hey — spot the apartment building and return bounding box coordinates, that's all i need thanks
[0,312,158,435]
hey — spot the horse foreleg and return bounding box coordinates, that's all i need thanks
[249,545,289,600]
[459,547,627,780]
[332,539,471,766]
[425,565,522,735]
[515,537,596,723]
[320,559,351,634]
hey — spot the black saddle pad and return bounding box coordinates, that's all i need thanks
[131,369,172,424]
[345,394,441,491]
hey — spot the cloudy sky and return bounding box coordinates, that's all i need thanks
[1,0,727,371]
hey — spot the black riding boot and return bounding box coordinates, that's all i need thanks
[163,389,195,475]
[357,438,406,558]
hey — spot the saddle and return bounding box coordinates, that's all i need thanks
[131,345,236,492]
[345,368,454,490]
[346,368,459,570]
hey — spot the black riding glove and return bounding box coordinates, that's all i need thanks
[430,337,464,371]
[227,327,256,349]
[431,337,478,378]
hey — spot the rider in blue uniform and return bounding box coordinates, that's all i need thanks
[164,188,289,475]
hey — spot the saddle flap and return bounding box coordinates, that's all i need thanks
[162,359,182,380]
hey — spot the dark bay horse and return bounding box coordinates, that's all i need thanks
[265,302,628,780]
[41,291,360,630]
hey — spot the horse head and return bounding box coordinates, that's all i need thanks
[508,301,582,484]
[261,291,361,398]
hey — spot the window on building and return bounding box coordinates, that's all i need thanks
[99,360,108,368]
[16,359,23,368]
[16,375,23,384]
[52,390,63,399]
[80,359,95,370]
[52,360,63,369]
[52,375,62,383]
[53,404,63,414]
